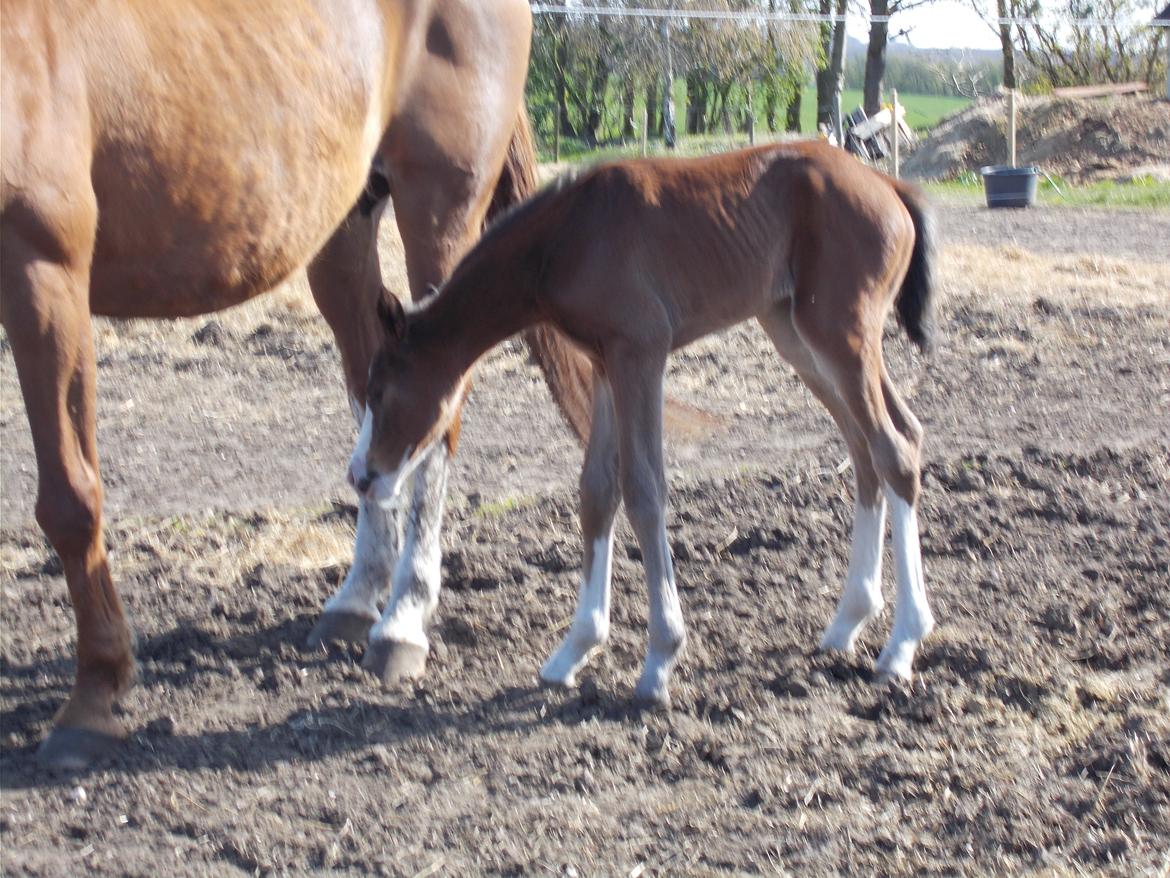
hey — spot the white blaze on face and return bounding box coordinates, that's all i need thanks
[348,407,376,488]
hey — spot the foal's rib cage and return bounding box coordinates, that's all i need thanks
[355,139,938,705]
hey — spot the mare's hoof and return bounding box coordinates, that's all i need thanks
[37,726,124,772]
[305,611,375,649]
[362,639,428,686]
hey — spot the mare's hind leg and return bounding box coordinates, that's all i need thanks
[541,373,620,687]
[791,299,934,682]
[757,306,886,654]
[305,189,403,649]
[607,343,686,707]
[2,201,136,767]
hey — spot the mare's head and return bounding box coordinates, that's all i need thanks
[347,288,467,506]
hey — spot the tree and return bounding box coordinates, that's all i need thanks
[816,0,849,133]
[863,0,936,115]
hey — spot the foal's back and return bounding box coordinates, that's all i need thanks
[539,141,915,352]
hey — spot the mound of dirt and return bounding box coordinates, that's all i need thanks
[904,93,1170,182]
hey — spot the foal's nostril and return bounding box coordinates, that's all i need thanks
[356,474,373,494]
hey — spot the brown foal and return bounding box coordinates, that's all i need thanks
[350,141,937,705]
[0,0,590,767]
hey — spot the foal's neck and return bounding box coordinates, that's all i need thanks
[408,227,546,382]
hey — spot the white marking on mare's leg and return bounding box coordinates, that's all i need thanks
[820,498,887,653]
[369,443,449,651]
[875,488,935,681]
[540,532,615,687]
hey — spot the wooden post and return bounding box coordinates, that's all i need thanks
[891,89,900,179]
[642,107,649,157]
[1008,87,1017,167]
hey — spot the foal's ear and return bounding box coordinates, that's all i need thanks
[376,287,407,340]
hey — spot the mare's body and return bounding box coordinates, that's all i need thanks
[0,0,590,767]
[351,141,937,704]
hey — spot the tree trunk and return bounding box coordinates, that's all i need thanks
[815,0,835,129]
[686,73,700,134]
[816,0,848,133]
[996,0,1017,89]
[863,0,889,116]
[585,58,610,146]
[645,78,660,137]
[621,78,637,142]
[660,19,677,148]
[786,82,803,132]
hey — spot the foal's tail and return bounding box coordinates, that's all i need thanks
[892,181,937,353]
[487,107,594,442]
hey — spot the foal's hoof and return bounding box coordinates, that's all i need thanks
[362,639,428,686]
[305,611,376,649]
[37,726,124,772]
[632,685,672,712]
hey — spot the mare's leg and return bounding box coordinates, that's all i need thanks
[2,196,136,767]
[607,344,686,707]
[360,162,497,685]
[540,373,620,687]
[757,305,886,654]
[305,188,402,647]
[791,296,934,681]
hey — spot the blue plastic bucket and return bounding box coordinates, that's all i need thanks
[980,165,1040,208]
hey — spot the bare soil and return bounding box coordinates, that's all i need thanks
[2,203,1169,876]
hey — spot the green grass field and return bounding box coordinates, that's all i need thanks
[799,89,970,135]
[925,172,1170,209]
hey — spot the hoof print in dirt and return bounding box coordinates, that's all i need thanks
[37,727,124,772]
[304,611,375,650]
[851,684,940,725]
[769,674,812,699]
[362,640,429,686]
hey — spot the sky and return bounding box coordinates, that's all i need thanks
[846,1,1003,51]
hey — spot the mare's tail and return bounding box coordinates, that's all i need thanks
[892,181,937,353]
[487,106,594,442]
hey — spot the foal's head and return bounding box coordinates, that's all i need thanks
[347,288,468,506]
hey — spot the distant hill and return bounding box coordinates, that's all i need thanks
[846,36,999,61]
[842,36,1003,96]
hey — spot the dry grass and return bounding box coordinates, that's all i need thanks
[942,244,1170,307]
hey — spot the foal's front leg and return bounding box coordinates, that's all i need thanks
[609,347,686,707]
[363,442,449,682]
[541,376,620,688]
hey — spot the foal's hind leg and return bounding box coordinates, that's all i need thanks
[541,373,620,688]
[792,302,934,682]
[2,201,136,767]
[757,307,887,654]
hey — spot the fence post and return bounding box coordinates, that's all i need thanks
[642,108,649,157]
[1008,88,1017,167]
[891,89,900,179]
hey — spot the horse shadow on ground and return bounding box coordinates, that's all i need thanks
[0,613,664,790]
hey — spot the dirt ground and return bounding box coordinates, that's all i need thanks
[1,201,1168,876]
[903,94,1170,182]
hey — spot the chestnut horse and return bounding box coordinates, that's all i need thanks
[0,0,590,767]
[349,141,938,706]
